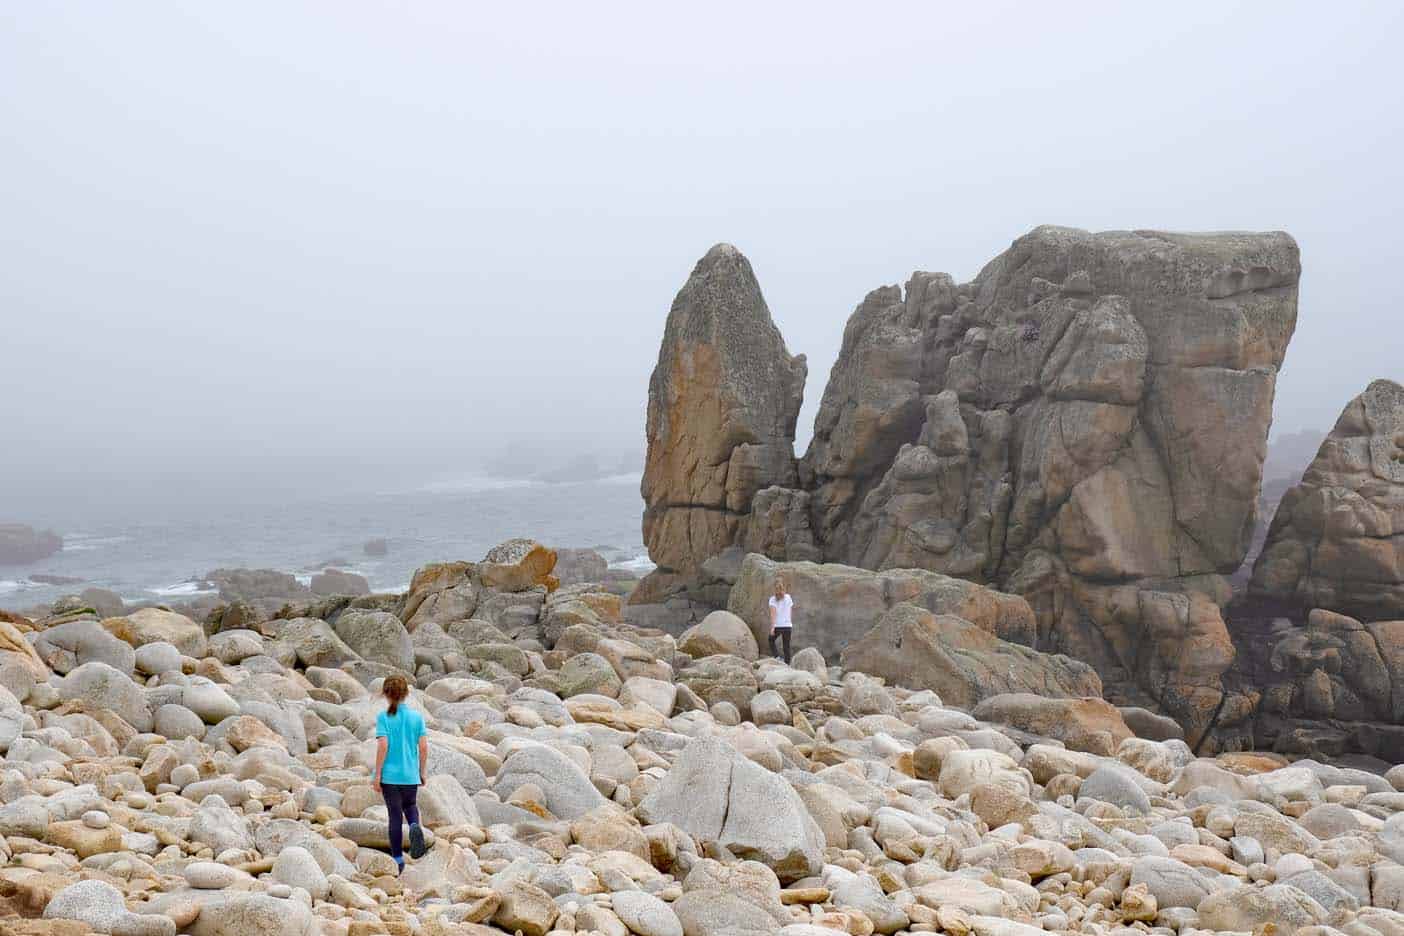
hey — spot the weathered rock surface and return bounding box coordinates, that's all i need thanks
[840,603,1101,708]
[1253,379,1404,621]
[639,228,1300,744]
[639,243,807,598]
[639,735,823,881]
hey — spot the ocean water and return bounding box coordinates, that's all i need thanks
[0,473,649,612]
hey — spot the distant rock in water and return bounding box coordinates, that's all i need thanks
[0,523,62,565]
[30,574,83,586]
[205,568,312,602]
[363,538,389,557]
[309,568,370,597]
[1252,379,1404,621]
[555,547,641,596]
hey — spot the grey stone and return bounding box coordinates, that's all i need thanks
[43,879,175,936]
[638,735,823,881]
[492,743,605,820]
[55,661,152,731]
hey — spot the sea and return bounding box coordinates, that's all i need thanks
[0,473,652,613]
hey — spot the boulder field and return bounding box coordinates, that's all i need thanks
[6,538,1404,936]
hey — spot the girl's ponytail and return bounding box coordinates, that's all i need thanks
[383,675,409,716]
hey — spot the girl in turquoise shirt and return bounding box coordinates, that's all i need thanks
[374,674,427,870]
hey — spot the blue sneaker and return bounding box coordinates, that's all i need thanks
[408,822,427,859]
[394,855,405,873]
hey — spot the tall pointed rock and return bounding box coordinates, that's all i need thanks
[639,244,806,598]
[1252,378,1404,620]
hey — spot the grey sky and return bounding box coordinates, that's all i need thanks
[3,2,1401,505]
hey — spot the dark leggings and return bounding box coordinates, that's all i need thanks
[768,628,792,664]
[382,783,420,859]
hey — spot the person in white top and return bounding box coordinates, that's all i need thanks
[767,576,794,664]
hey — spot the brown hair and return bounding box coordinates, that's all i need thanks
[383,675,409,716]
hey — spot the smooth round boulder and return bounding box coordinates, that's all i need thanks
[154,703,206,741]
[134,641,183,676]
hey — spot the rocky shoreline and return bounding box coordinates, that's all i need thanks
[5,538,1404,936]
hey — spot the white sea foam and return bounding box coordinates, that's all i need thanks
[62,533,132,552]
[413,476,544,495]
[610,552,656,574]
[148,582,217,598]
[0,580,33,596]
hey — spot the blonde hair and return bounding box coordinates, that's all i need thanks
[383,675,409,715]
[773,576,787,597]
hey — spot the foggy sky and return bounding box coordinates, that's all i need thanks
[3,2,1402,510]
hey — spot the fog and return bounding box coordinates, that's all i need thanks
[3,2,1401,514]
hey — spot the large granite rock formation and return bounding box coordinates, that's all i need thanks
[639,227,1301,746]
[1251,379,1404,621]
[638,244,807,604]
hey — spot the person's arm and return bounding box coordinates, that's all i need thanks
[418,734,429,786]
[373,737,388,793]
[769,600,777,635]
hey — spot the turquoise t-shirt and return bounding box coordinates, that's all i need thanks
[375,705,426,785]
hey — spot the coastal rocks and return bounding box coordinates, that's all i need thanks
[840,603,1101,709]
[639,243,807,594]
[0,522,62,564]
[638,735,824,881]
[309,567,370,596]
[1253,379,1404,621]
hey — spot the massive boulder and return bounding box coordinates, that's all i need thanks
[638,735,823,881]
[840,603,1101,709]
[638,244,807,601]
[640,227,1299,743]
[1252,379,1404,621]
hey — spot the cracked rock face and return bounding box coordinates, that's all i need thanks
[640,244,807,593]
[640,227,1300,744]
[1252,379,1404,621]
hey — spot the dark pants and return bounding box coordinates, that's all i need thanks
[769,628,792,663]
[382,783,420,860]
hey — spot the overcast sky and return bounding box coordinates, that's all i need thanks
[2,2,1401,507]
